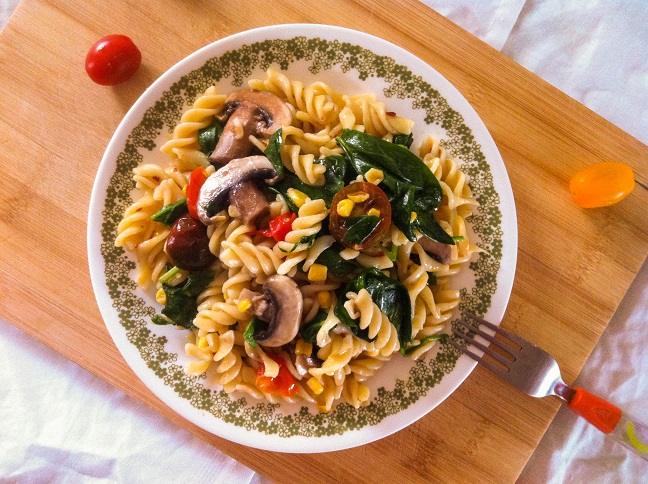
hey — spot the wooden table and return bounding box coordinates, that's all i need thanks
[1,0,646,481]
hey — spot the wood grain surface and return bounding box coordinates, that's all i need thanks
[1,0,646,482]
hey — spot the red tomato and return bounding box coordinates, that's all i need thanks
[186,167,209,219]
[85,34,141,86]
[255,353,298,396]
[255,213,297,241]
[329,182,392,250]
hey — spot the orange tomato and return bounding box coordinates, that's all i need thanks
[569,162,635,208]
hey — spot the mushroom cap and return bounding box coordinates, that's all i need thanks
[197,155,278,225]
[209,89,293,165]
[254,274,303,347]
[417,236,453,264]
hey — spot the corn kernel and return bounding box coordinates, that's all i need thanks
[296,340,313,356]
[365,168,384,185]
[237,299,252,312]
[197,336,209,348]
[287,188,308,208]
[410,211,417,222]
[367,208,381,217]
[317,290,332,309]
[308,263,328,282]
[336,199,354,217]
[347,191,369,203]
[307,377,324,395]
[155,288,167,305]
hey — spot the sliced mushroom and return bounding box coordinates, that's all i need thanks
[209,89,292,165]
[229,180,270,225]
[294,353,320,377]
[197,156,277,225]
[251,274,303,347]
[418,236,453,264]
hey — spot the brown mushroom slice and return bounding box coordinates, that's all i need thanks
[197,156,277,225]
[209,89,293,165]
[252,274,303,348]
[418,235,453,264]
[229,180,270,225]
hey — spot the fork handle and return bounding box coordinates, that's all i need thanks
[568,387,648,461]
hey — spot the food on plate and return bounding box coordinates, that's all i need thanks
[85,34,141,86]
[114,69,481,411]
[569,161,635,208]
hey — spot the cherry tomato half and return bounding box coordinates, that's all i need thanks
[255,353,298,396]
[85,34,141,86]
[186,166,209,219]
[329,181,392,251]
[570,162,635,208]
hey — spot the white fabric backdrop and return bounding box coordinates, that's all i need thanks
[1,1,646,481]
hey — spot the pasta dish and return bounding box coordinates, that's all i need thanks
[115,69,480,412]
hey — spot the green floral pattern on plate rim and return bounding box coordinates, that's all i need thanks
[98,33,503,439]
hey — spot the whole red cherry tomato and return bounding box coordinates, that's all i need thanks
[85,34,141,86]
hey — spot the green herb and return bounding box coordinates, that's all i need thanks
[392,132,413,148]
[151,199,188,226]
[334,268,412,350]
[379,243,398,262]
[158,266,181,284]
[244,317,268,348]
[151,270,214,329]
[452,235,465,242]
[315,155,353,194]
[264,128,284,176]
[426,272,438,286]
[198,118,224,155]
[299,310,329,344]
[280,233,317,253]
[342,215,381,245]
[314,245,361,278]
[400,334,447,356]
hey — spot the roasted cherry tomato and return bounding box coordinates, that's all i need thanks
[570,162,635,208]
[165,213,214,271]
[255,352,298,396]
[85,34,141,86]
[254,212,297,242]
[186,166,209,219]
[329,182,392,251]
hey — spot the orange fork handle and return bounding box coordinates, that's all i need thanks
[567,387,623,434]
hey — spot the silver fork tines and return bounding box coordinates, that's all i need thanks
[449,312,570,400]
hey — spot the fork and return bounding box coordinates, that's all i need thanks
[449,312,648,461]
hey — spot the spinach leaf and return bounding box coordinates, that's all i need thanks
[244,317,268,349]
[279,233,317,253]
[337,129,442,206]
[426,272,438,287]
[198,118,224,156]
[151,199,188,226]
[342,215,381,245]
[299,310,329,344]
[270,173,333,210]
[264,128,284,176]
[334,268,412,350]
[413,210,454,244]
[392,132,413,148]
[315,155,353,194]
[314,244,361,278]
[151,270,214,329]
[400,334,447,356]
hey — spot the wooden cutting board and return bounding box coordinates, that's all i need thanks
[1,0,646,481]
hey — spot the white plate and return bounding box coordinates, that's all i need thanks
[87,24,517,453]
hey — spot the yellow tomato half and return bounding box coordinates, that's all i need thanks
[569,162,635,208]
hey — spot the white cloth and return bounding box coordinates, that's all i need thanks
[1,1,646,481]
